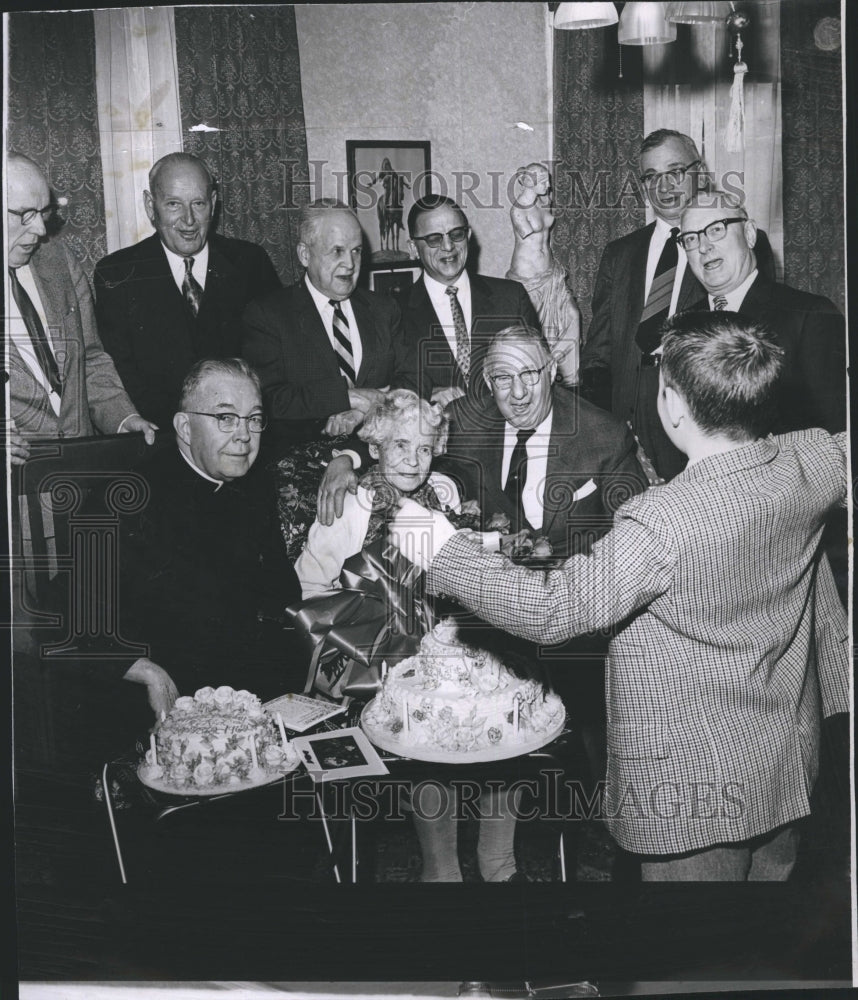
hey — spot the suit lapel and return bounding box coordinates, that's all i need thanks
[296,282,343,378]
[676,263,705,312]
[350,288,376,384]
[30,250,73,384]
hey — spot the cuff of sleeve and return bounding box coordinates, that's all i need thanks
[116,413,140,433]
[332,448,361,470]
[426,531,484,598]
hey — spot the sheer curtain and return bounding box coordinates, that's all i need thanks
[93,7,183,254]
[643,2,784,278]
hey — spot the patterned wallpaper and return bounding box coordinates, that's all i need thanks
[552,26,646,333]
[7,11,107,278]
[781,1,844,311]
[174,6,311,287]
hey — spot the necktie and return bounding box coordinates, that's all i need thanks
[635,227,680,354]
[504,427,537,528]
[445,285,470,384]
[182,257,204,317]
[330,299,356,385]
[8,266,63,397]
[713,295,728,310]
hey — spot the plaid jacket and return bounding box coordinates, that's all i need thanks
[426,429,849,855]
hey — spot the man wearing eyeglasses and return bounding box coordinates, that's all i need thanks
[402,195,540,408]
[117,357,301,719]
[680,192,845,436]
[5,153,156,463]
[580,129,774,481]
[441,324,647,784]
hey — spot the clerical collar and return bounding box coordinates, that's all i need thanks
[178,448,224,491]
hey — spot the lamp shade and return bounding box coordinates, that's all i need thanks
[554,2,618,29]
[618,1,677,44]
[665,2,727,24]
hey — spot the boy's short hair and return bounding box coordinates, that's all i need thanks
[660,311,785,441]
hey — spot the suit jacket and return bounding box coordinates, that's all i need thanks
[94,233,281,428]
[580,222,775,477]
[692,274,845,434]
[402,272,540,400]
[115,447,301,699]
[442,386,648,559]
[242,280,418,445]
[427,429,849,855]
[10,238,136,438]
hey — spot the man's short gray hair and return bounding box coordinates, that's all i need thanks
[487,324,553,363]
[179,357,261,410]
[298,199,358,246]
[682,189,748,217]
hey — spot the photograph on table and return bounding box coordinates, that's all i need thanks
[291,727,389,782]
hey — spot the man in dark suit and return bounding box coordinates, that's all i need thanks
[442,325,648,783]
[7,153,156,462]
[94,152,281,429]
[580,129,775,480]
[242,200,416,451]
[444,326,647,558]
[679,193,846,435]
[403,195,541,408]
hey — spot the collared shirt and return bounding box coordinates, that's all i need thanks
[422,270,472,360]
[163,241,209,294]
[501,408,554,531]
[178,446,224,491]
[645,217,687,318]
[708,268,759,312]
[304,274,363,377]
[7,263,61,417]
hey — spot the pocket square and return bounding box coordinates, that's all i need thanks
[571,479,597,501]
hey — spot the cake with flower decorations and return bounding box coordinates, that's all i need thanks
[361,619,565,756]
[138,686,298,791]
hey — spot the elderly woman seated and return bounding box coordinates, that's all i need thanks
[294,389,522,882]
[294,388,461,598]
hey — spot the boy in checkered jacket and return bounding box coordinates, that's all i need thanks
[391,310,848,880]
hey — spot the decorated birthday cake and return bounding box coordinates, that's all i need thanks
[362,619,565,756]
[139,686,298,791]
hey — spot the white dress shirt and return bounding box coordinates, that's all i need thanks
[304,274,363,377]
[422,270,472,362]
[163,241,209,293]
[644,217,687,318]
[708,269,758,311]
[7,264,62,417]
[501,409,553,531]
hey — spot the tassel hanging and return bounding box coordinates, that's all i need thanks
[724,7,751,154]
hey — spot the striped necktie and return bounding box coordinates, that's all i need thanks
[445,285,470,384]
[635,227,680,354]
[8,266,63,397]
[182,257,204,317]
[713,295,728,310]
[330,299,356,385]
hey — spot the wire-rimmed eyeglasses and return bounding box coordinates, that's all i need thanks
[185,411,268,433]
[487,362,551,392]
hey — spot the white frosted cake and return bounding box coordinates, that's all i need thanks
[139,686,298,791]
[362,620,565,756]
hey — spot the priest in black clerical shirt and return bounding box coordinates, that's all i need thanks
[117,357,301,720]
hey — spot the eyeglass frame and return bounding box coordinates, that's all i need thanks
[184,411,268,433]
[675,217,748,252]
[486,361,552,393]
[639,159,702,189]
[410,225,470,249]
[8,204,54,226]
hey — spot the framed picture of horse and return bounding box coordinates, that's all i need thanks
[346,140,432,267]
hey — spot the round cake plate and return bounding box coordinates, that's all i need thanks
[360,702,567,764]
[137,758,300,798]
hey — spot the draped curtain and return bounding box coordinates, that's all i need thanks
[552,26,646,333]
[7,12,107,277]
[93,7,184,254]
[174,6,311,286]
[780,1,843,310]
[642,2,784,278]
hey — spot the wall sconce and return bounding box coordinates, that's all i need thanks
[665,2,727,24]
[553,2,618,29]
[618,1,677,44]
